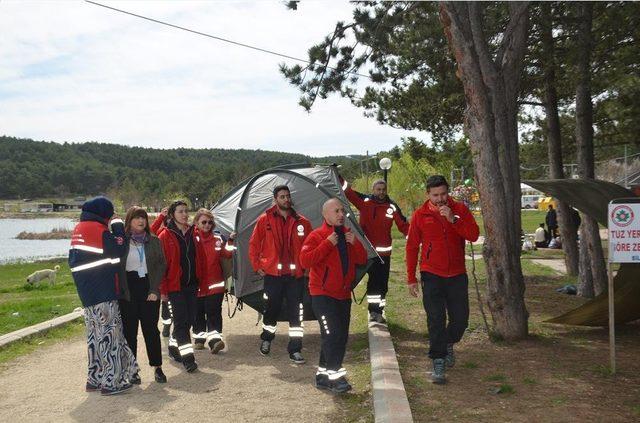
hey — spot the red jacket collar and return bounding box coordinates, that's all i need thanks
[266,204,299,220]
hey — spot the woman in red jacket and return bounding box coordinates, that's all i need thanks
[192,208,235,354]
[156,200,203,373]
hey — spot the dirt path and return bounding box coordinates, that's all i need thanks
[0,301,340,422]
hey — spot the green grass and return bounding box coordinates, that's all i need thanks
[523,377,537,385]
[473,210,547,236]
[0,259,80,335]
[462,361,478,369]
[0,320,85,369]
[484,374,507,382]
[496,384,515,394]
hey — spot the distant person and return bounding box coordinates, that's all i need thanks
[341,177,409,324]
[300,198,368,393]
[546,204,558,238]
[118,206,167,384]
[534,223,548,249]
[157,201,202,373]
[68,196,138,395]
[249,185,312,364]
[192,208,235,354]
[572,208,582,229]
[406,175,480,385]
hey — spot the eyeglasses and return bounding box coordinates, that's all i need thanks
[200,220,214,225]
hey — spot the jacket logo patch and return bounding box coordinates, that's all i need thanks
[115,236,124,245]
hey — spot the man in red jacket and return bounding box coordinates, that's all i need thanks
[300,198,368,393]
[249,185,313,364]
[343,177,409,323]
[406,175,479,385]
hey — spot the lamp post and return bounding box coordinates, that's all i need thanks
[379,157,392,183]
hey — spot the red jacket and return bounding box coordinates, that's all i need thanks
[249,205,312,278]
[156,220,204,295]
[194,228,233,297]
[344,185,409,256]
[406,198,479,283]
[300,222,368,300]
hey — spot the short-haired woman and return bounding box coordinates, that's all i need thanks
[192,208,235,353]
[118,206,167,384]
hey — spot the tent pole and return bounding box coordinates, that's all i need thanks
[607,261,616,374]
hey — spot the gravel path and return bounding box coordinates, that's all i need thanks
[0,301,338,422]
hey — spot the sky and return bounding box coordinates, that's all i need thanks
[0,0,422,157]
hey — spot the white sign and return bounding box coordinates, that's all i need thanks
[608,203,640,263]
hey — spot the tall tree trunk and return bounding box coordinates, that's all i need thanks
[540,3,579,276]
[575,2,607,297]
[577,224,595,297]
[440,2,529,339]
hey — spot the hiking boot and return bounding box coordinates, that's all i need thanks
[154,367,167,383]
[100,383,133,396]
[209,339,225,354]
[315,374,330,391]
[445,343,455,368]
[430,358,446,384]
[130,372,141,385]
[85,382,101,393]
[375,312,387,324]
[161,324,171,338]
[168,346,182,363]
[259,340,271,356]
[184,360,198,373]
[289,352,306,364]
[194,340,205,350]
[329,377,352,394]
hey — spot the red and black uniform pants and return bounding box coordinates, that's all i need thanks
[193,293,224,346]
[311,295,351,381]
[420,271,469,359]
[366,256,391,314]
[167,285,198,367]
[260,274,304,354]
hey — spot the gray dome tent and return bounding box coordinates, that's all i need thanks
[211,164,380,321]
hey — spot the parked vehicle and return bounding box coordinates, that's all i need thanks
[521,195,540,209]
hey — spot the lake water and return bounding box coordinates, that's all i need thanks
[0,218,76,264]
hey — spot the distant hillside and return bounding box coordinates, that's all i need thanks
[0,136,363,207]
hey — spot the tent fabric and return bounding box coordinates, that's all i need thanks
[523,179,639,326]
[212,164,380,321]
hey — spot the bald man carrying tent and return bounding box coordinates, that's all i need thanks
[300,198,368,394]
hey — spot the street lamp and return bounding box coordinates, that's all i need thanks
[379,157,392,183]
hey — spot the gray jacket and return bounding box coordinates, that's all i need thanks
[118,234,166,301]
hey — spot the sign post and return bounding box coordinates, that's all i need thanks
[606,198,640,374]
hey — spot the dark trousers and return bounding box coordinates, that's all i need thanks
[168,285,198,365]
[421,272,469,360]
[161,300,172,327]
[366,256,391,313]
[312,295,351,380]
[119,272,162,367]
[261,274,304,353]
[193,293,224,343]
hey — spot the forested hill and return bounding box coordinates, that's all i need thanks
[0,136,361,206]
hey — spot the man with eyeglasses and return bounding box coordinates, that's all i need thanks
[249,185,313,364]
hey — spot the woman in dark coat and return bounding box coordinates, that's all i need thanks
[118,206,167,384]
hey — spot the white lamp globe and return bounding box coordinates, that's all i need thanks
[379,157,392,170]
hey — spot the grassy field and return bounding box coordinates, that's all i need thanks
[384,235,640,421]
[0,259,80,335]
